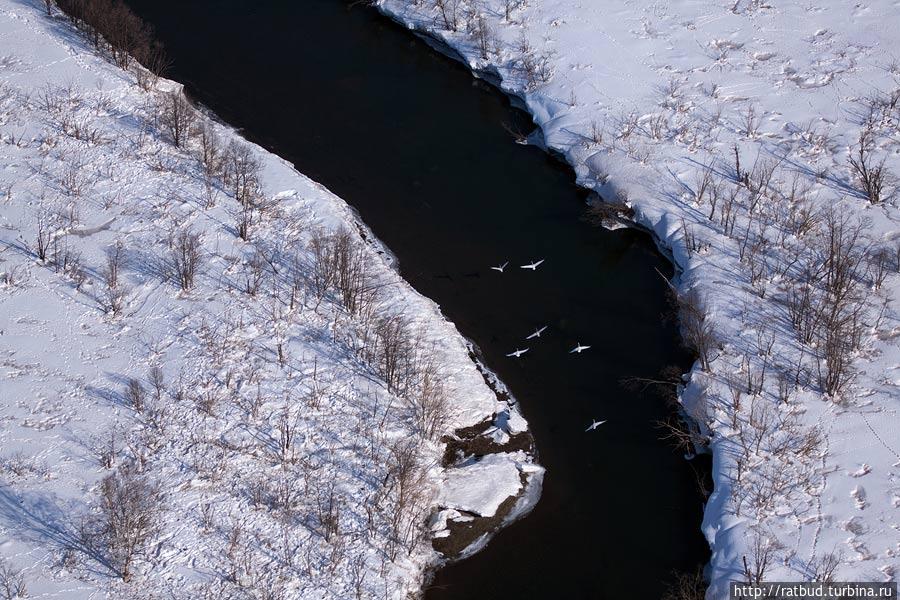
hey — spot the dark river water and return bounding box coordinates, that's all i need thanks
[124,1,710,597]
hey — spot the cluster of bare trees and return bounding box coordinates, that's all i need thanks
[784,210,871,397]
[683,144,888,400]
[188,126,265,238]
[309,228,379,317]
[53,0,166,85]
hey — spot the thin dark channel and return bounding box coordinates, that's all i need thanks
[123,1,711,597]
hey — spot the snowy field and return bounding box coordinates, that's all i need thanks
[378,0,900,595]
[0,1,542,598]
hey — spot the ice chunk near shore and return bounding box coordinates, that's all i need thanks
[438,452,525,518]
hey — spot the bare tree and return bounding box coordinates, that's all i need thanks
[434,0,460,31]
[472,15,495,60]
[88,464,162,582]
[374,313,416,396]
[196,122,222,175]
[155,90,195,148]
[503,0,518,21]
[223,141,260,207]
[742,532,774,584]
[125,377,145,413]
[223,142,261,239]
[148,366,165,404]
[274,403,299,464]
[385,439,428,559]
[169,227,203,291]
[411,353,451,440]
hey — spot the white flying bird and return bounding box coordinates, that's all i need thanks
[570,343,591,354]
[491,261,509,273]
[520,259,545,271]
[525,326,548,340]
[506,348,530,358]
[585,419,607,432]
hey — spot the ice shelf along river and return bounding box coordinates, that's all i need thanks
[125,1,711,597]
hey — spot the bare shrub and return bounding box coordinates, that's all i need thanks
[0,558,26,600]
[694,164,714,206]
[313,479,341,543]
[147,366,165,404]
[169,227,203,291]
[673,287,716,371]
[848,130,890,204]
[662,566,706,600]
[520,51,554,90]
[806,551,841,582]
[93,429,118,469]
[242,250,266,296]
[741,104,761,138]
[33,204,55,262]
[102,240,127,315]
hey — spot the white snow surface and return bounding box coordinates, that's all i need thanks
[0,1,541,598]
[379,0,900,595]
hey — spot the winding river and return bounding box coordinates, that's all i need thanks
[125,1,710,597]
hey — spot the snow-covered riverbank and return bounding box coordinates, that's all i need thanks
[378,0,900,594]
[0,1,541,597]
